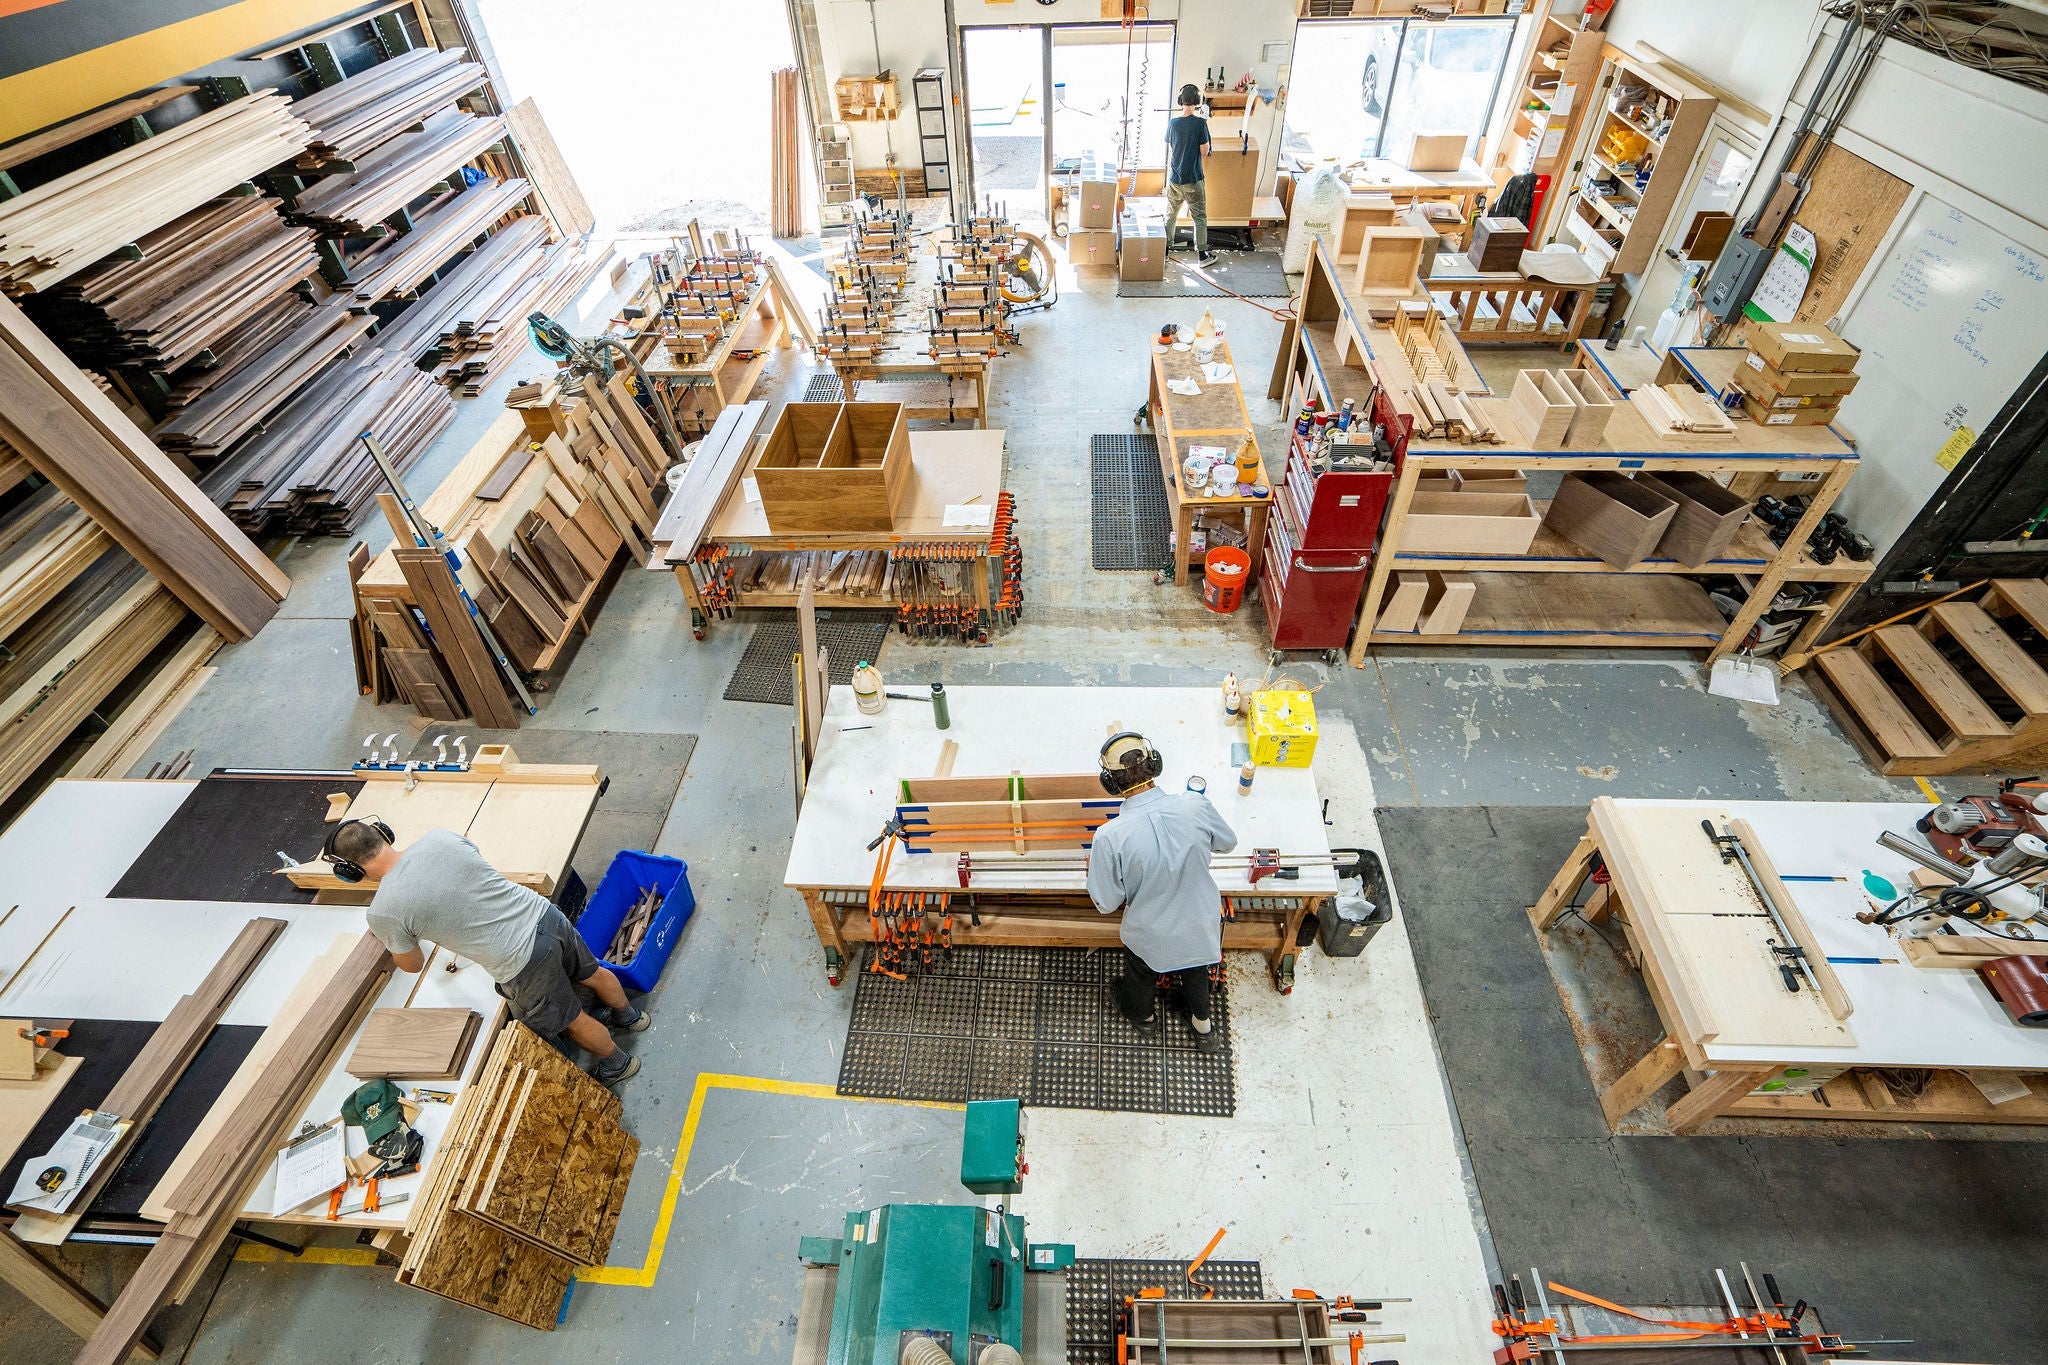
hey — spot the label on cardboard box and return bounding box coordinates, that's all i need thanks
[1738,351,1860,398]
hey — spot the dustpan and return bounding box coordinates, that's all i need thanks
[1708,647,1779,704]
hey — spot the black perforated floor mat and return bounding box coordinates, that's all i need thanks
[1064,1258,1266,1365]
[835,946,1235,1116]
[801,373,846,403]
[1090,433,1173,572]
[722,611,894,705]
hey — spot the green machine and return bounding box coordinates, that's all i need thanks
[799,1100,1074,1365]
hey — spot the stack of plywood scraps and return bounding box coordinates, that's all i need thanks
[1634,382,1738,438]
[397,1022,638,1329]
[345,1007,483,1081]
[351,377,661,722]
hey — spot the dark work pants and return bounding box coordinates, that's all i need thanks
[1115,947,1213,1024]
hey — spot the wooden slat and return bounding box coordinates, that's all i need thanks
[1871,624,2006,738]
[1991,577,2048,638]
[1929,600,2048,716]
[1813,648,1945,759]
[394,546,520,729]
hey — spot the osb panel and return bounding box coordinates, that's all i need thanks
[1736,137,1909,342]
[409,1211,574,1330]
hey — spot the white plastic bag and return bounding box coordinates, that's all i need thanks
[1282,161,1347,274]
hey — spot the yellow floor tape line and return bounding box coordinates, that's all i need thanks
[1915,776,1941,804]
[233,1072,960,1284]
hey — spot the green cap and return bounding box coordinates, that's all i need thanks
[341,1079,405,1144]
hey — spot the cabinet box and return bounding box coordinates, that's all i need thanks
[1075,179,1117,230]
[1067,228,1117,267]
[752,401,911,533]
[1738,394,1842,427]
[1403,491,1542,554]
[1543,472,1678,569]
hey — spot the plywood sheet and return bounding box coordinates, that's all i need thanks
[504,98,596,238]
[346,778,491,851]
[1740,138,1908,337]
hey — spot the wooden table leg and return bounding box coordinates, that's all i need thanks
[1667,1066,1777,1134]
[803,891,851,986]
[1530,827,1598,931]
[0,1229,159,1360]
[1271,899,1314,993]
[1600,1037,1684,1127]
[1583,882,1613,925]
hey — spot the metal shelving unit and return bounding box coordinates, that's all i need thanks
[913,68,950,196]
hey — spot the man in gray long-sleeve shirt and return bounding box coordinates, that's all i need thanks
[1087,732,1238,1050]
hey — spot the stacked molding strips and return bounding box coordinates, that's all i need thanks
[0,93,313,295]
[291,47,489,166]
[398,1022,638,1329]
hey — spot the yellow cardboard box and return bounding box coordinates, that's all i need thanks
[1248,689,1318,768]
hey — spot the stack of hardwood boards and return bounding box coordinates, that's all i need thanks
[345,1007,482,1080]
[0,93,313,296]
[289,46,487,169]
[21,197,319,375]
[290,110,509,235]
[396,1022,638,1329]
[351,376,665,723]
[77,931,394,1365]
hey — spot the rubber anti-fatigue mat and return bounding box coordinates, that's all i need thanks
[1064,1258,1266,1365]
[801,373,846,403]
[835,945,1236,1117]
[1089,433,1173,572]
[1116,249,1292,299]
[722,611,894,705]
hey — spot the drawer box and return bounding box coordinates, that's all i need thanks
[1635,471,1751,567]
[1449,467,1528,496]
[1543,472,1678,569]
[752,401,911,533]
[1508,369,1574,449]
[1404,491,1542,555]
[1556,368,1615,447]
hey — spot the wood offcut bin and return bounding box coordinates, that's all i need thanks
[751,401,911,532]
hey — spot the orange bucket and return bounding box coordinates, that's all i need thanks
[1201,546,1252,613]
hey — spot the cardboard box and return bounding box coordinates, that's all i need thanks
[1736,352,1861,401]
[1066,228,1117,267]
[1407,131,1466,172]
[1738,393,1842,427]
[1248,689,1318,768]
[1075,179,1117,230]
[1118,216,1166,281]
[1747,322,1859,373]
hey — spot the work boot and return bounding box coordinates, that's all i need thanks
[1190,1018,1222,1054]
[595,1003,651,1033]
[590,1049,641,1086]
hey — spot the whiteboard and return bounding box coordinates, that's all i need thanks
[1832,196,2048,553]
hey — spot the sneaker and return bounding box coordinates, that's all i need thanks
[595,1003,651,1033]
[590,1050,641,1086]
[1197,251,1220,267]
[1191,1019,1222,1054]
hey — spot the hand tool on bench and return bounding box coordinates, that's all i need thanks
[1702,820,1819,995]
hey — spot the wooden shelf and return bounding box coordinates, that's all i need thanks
[1603,105,1667,154]
[1372,572,1727,648]
[1392,502,1874,582]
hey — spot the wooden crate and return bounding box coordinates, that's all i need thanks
[1637,471,1752,567]
[1543,472,1679,569]
[1403,491,1542,555]
[752,401,910,533]
[1468,215,1527,272]
[1352,226,1431,298]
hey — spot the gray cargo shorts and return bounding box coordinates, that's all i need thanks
[496,905,600,1038]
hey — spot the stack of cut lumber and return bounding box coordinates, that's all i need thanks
[345,1006,483,1080]
[0,550,186,806]
[397,1022,638,1329]
[0,485,114,639]
[203,347,455,536]
[154,297,374,459]
[291,110,510,234]
[291,47,487,167]
[350,177,533,302]
[23,197,318,374]
[79,932,394,1365]
[0,93,312,296]
[64,622,221,781]
[771,67,803,239]
[1634,382,1738,438]
[0,294,289,640]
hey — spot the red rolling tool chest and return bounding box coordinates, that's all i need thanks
[1262,388,1406,656]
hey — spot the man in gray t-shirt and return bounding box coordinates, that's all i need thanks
[335,822,649,1085]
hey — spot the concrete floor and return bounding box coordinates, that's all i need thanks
[0,225,1946,1363]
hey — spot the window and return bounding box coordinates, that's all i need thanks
[1281,17,1518,167]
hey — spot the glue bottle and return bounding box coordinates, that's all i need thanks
[852,661,884,715]
[1222,672,1241,718]
[1238,761,1256,795]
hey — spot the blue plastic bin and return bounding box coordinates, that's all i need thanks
[575,850,694,995]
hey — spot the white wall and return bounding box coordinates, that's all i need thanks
[818,0,1299,199]
[1605,0,2048,557]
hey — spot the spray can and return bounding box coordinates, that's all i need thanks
[1238,761,1256,795]
[930,683,951,730]
[1222,672,1240,718]
[852,661,884,715]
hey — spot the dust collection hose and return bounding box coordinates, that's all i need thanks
[978,1345,1024,1365]
[899,1339,950,1365]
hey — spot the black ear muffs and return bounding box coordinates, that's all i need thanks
[1099,731,1163,796]
[321,817,394,883]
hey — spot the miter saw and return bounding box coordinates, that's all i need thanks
[526,311,687,466]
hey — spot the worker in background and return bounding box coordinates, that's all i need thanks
[1087,732,1237,1052]
[328,820,649,1086]
[1164,83,1218,268]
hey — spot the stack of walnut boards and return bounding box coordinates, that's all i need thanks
[345,1007,482,1081]
[397,1022,638,1329]
[351,379,660,720]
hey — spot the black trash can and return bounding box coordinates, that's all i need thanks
[1318,847,1393,957]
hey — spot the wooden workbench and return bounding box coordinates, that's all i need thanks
[784,686,1337,991]
[822,230,990,427]
[636,270,797,434]
[1145,335,1273,588]
[1346,159,1493,248]
[658,428,1009,637]
[1425,255,1598,349]
[0,761,604,1345]
[1532,796,2048,1132]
